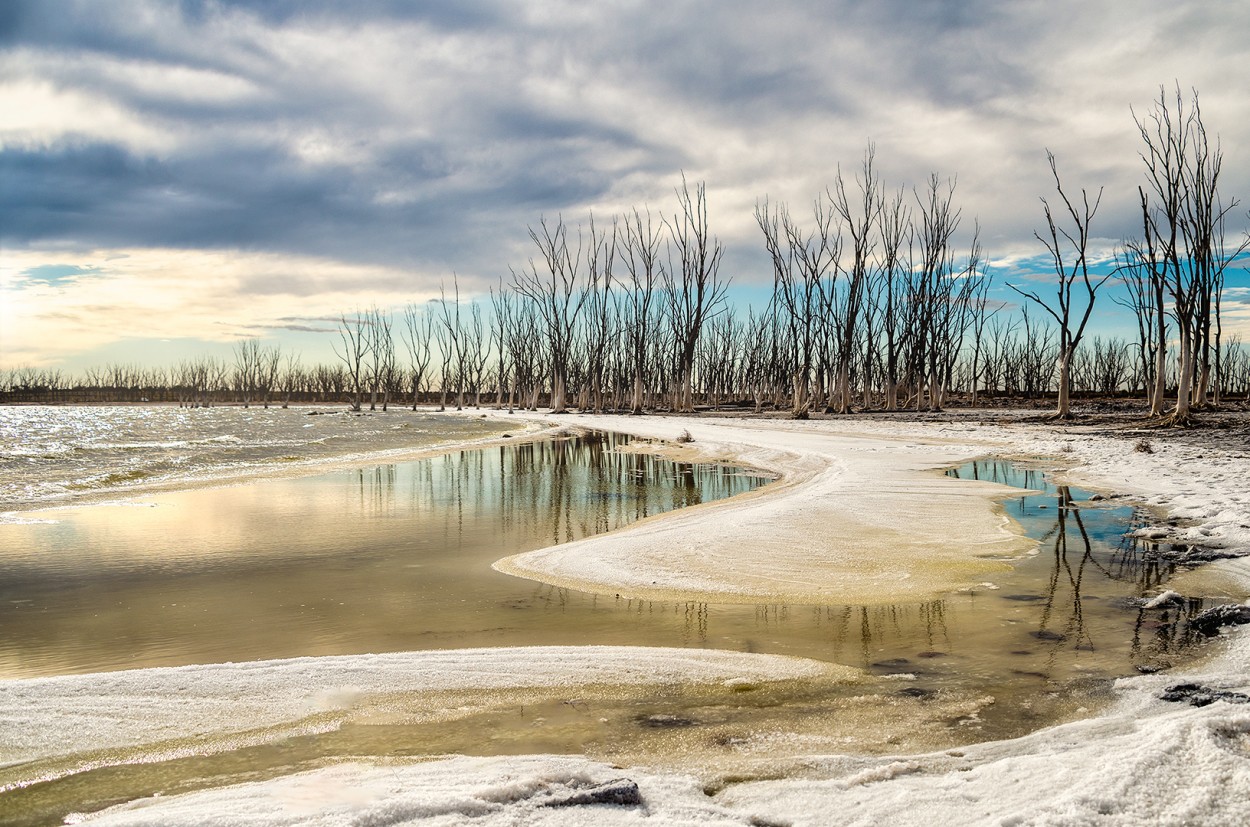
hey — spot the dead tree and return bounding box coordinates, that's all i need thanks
[279,350,302,408]
[511,217,589,414]
[756,197,837,417]
[965,263,998,407]
[829,147,882,413]
[1116,238,1168,412]
[1007,151,1107,419]
[664,177,728,412]
[873,187,913,410]
[488,285,516,412]
[232,339,261,406]
[433,278,466,410]
[257,344,281,408]
[375,310,399,411]
[401,303,434,410]
[1134,86,1248,425]
[620,207,663,414]
[910,174,967,410]
[463,302,489,407]
[333,310,371,412]
[582,215,617,413]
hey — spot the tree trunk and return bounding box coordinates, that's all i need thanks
[1174,327,1194,421]
[631,372,645,415]
[1056,350,1072,418]
[1150,339,1167,416]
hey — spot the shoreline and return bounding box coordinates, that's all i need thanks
[0,406,549,518]
[494,414,1039,606]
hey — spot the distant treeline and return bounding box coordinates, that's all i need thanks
[4,330,1249,410]
[5,89,1248,419]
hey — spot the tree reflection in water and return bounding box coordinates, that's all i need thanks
[949,460,1217,676]
[488,457,1225,691]
[0,430,763,679]
[1,442,1229,710]
[337,453,1223,687]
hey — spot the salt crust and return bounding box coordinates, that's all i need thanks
[496,413,1250,606]
[16,412,1250,825]
[496,415,1043,605]
[0,646,848,767]
[75,634,1250,826]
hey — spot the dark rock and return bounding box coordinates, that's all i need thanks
[1135,664,1166,674]
[916,651,947,658]
[1002,594,1046,602]
[898,687,937,698]
[1159,683,1250,708]
[1030,629,1066,642]
[1188,604,1250,637]
[636,713,696,728]
[541,778,643,808]
[1183,548,1248,563]
[870,658,913,672]
[748,818,793,827]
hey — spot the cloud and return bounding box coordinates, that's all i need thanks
[0,247,448,367]
[3,0,1250,368]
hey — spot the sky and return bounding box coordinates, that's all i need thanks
[2,0,1250,373]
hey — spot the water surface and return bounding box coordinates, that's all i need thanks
[2,445,1243,827]
[0,430,763,678]
[0,405,514,510]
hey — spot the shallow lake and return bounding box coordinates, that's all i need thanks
[0,430,763,678]
[1,437,1240,825]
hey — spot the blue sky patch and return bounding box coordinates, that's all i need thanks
[21,264,102,285]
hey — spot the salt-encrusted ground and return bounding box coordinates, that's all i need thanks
[496,412,1250,605]
[496,416,1038,605]
[8,411,1249,826]
[0,647,852,767]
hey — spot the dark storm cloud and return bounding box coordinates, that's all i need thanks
[0,131,632,268]
[2,1,244,73]
[3,141,339,250]
[1,0,696,273]
[4,0,1250,286]
[1,0,1005,263]
[185,0,507,30]
[2,144,173,239]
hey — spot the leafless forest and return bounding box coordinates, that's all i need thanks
[6,89,1249,422]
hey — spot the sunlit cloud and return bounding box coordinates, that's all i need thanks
[0,247,453,367]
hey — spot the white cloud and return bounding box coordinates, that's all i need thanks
[0,78,179,153]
